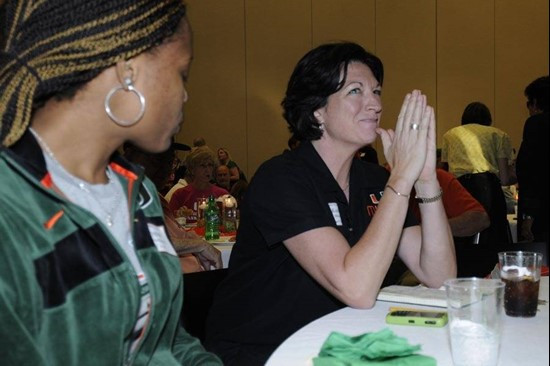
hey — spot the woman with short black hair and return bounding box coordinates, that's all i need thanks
[206,42,455,365]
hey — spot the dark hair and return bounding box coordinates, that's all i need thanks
[193,137,206,147]
[0,0,186,147]
[525,76,549,113]
[174,165,187,183]
[281,42,383,141]
[461,102,492,126]
[287,135,300,150]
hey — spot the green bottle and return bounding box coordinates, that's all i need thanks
[205,195,220,240]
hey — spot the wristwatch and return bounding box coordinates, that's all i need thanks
[415,189,443,204]
[522,214,534,220]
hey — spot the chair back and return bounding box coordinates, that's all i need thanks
[181,269,228,342]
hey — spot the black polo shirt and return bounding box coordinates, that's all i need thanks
[205,141,417,361]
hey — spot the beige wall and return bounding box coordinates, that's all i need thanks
[180,0,548,178]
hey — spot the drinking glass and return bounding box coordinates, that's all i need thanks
[445,278,505,366]
[498,251,542,317]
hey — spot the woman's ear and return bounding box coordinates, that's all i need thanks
[115,59,139,86]
[313,110,324,124]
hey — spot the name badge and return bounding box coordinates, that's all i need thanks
[147,223,177,256]
[328,202,343,226]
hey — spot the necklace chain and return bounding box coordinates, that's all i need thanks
[29,128,122,227]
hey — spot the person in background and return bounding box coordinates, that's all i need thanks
[412,169,490,278]
[206,42,455,365]
[229,179,248,208]
[167,141,192,198]
[123,144,223,273]
[193,136,207,147]
[502,184,518,214]
[157,152,179,196]
[500,147,518,215]
[428,170,490,238]
[441,102,516,246]
[217,147,246,184]
[516,75,549,243]
[0,1,221,365]
[165,163,189,202]
[384,166,490,282]
[169,147,228,222]
[215,165,232,191]
[435,148,446,169]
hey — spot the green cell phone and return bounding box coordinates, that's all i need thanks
[385,310,448,327]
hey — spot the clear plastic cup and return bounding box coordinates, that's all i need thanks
[445,278,505,366]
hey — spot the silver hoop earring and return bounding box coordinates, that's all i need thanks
[105,77,146,127]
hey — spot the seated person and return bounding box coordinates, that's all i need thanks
[165,164,188,202]
[205,42,455,365]
[409,169,490,238]
[169,147,228,223]
[395,169,491,282]
[217,147,246,184]
[124,144,222,272]
[193,136,207,148]
[215,165,232,191]
[385,167,490,284]
[164,142,191,201]
[229,179,248,208]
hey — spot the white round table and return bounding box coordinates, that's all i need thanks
[208,236,235,268]
[267,277,549,366]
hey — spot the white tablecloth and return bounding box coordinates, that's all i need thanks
[210,237,234,268]
[267,277,549,366]
[213,244,232,268]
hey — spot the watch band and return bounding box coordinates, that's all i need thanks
[415,188,443,204]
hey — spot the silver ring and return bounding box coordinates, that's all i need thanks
[411,123,420,130]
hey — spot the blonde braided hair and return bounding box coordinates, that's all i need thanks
[0,0,186,146]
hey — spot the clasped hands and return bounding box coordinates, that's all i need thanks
[377,90,437,189]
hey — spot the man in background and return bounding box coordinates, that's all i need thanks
[516,76,549,243]
[193,136,207,147]
[215,165,232,191]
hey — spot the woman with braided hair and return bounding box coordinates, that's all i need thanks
[0,1,221,365]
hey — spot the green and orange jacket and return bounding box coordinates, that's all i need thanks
[0,131,221,366]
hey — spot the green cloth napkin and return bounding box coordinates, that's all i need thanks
[313,328,436,366]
